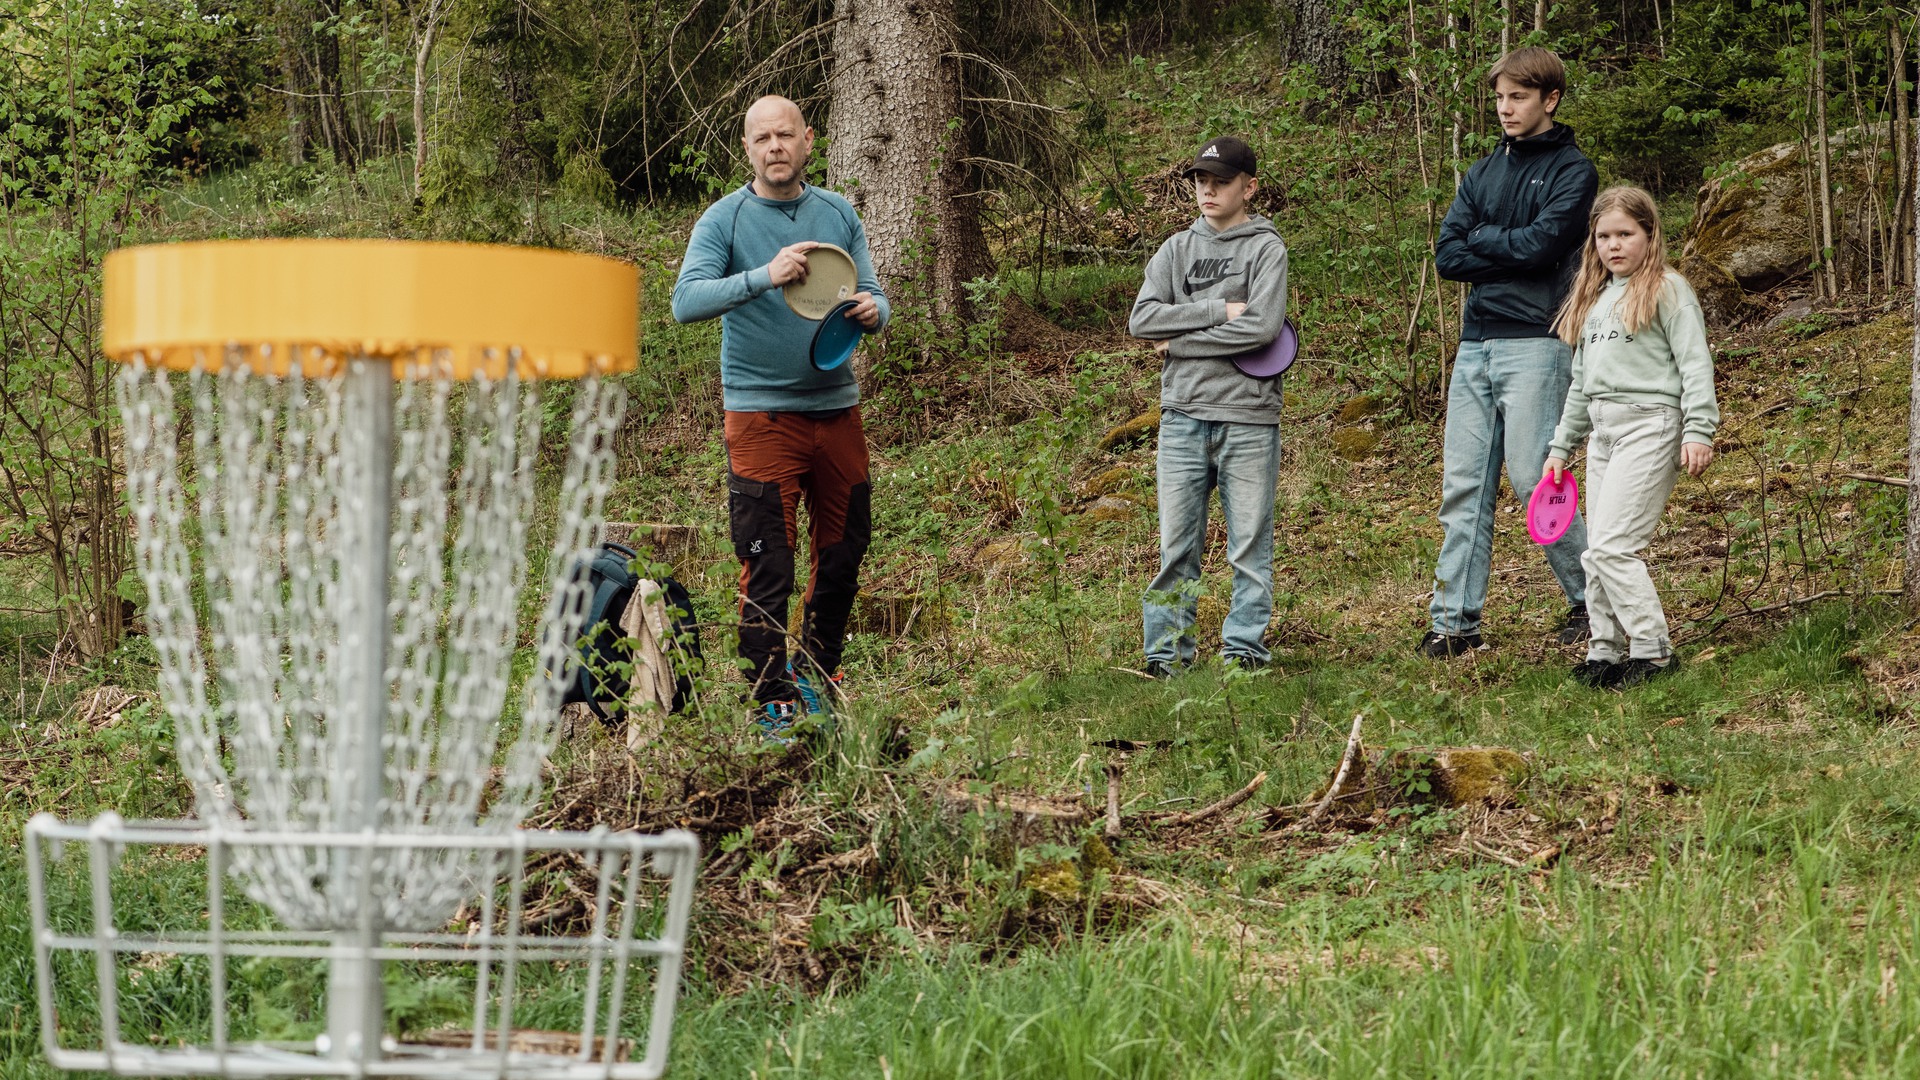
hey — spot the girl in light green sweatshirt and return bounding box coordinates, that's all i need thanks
[1542,185,1720,691]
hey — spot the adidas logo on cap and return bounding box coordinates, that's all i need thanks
[1183,136,1255,178]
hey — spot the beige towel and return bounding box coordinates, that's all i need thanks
[617,580,677,750]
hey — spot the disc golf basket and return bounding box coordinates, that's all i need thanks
[24,241,700,1079]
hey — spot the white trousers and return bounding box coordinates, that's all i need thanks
[1581,400,1683,662]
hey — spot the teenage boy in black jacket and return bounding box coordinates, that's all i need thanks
[1420,46,1599,659]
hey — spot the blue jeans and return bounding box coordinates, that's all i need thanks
[1144,411,1280,664]
[1430,337,1587,636]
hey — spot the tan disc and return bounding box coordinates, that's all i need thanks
[781,243,860,320]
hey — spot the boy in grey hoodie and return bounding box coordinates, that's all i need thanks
[1129,136,1289,676]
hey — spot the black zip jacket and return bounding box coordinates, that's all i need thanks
[1434,122,1598,341]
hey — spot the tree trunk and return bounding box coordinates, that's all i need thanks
[273,0,314,164]
[826,0,992,323]
[312,0,356,166]
[1894,13,1914,287]
[1907,61,1920,615]
[1812,0,1838,297]
[1277,0,1348,88]
[413,0,447,198]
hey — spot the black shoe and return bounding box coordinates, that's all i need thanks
[1612,656,1678,690]
[1570,659,1622,688]
[1144,660,1178,680]
[1417,631,1485,659]
[1221,654,1268,673]
[1557,604,1591,645]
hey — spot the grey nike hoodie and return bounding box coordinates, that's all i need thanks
[1128,215,1289,425]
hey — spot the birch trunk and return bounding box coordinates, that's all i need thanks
[1813,0,1839,297]
[412,0,446,198]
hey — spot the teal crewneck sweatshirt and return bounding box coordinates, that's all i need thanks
[671,183,890,412]
[1548,271,1720,459]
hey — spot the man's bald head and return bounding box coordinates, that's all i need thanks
[743,95,807,135]
[741,94,815,199]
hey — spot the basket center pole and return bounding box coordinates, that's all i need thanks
[329,357,394,1064]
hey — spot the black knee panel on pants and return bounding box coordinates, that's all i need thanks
[728,472,788,560]
[731,472,794,699]
[817,481,871,596]
[804,482,870,673]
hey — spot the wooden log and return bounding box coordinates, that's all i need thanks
[409,1028,632,1062]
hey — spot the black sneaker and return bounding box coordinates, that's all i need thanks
[1612,656,1678,690]
[1144,660,1178,680]
[1570,659,1622,688]
[1556,604,1591,645]
[1417,631,1485,659]
[1221,654,1268,673]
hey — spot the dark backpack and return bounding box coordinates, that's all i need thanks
[560,542,701,723]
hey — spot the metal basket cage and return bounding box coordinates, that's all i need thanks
[26,814,700,1080]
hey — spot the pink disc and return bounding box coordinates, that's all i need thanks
[1526,471,1579,545]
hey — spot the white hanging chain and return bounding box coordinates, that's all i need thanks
[115,352,627,932]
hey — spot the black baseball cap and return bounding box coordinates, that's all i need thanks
[1182,137,1256,179]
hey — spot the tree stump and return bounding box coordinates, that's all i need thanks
[852,592,950,640]
[604,522,701,574]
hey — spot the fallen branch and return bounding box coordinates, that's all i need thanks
[1154,771,1268,828]
[1285,713,1365,835]
[794,844,875,878]
[1468,838,1563,870]
[1721,588,1900,623]
[1835,471,1909,487]
[938,787,1087,822]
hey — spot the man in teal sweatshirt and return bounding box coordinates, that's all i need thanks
[671,95,890,739]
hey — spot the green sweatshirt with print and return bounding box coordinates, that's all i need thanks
[1548,271,1720,460]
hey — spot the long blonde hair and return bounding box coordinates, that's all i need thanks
[1553,185,1669,345]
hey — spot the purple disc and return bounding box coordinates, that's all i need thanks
[1230,318,1300,379]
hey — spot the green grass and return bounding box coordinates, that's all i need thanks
[674,825,1920,1078]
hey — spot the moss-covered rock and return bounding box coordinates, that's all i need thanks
[974,537,1028,575]
[1332,427,1380,460]
[1083,495,1140,523]
[1384,747,1530,807]
[1025,860,1083,902]
[1099,407,1162,451]
[1681,122,1912,316]
[1081,834,1118,873]
[1082,466,1142,498]
[1301,745,1531,818]
[1336,395,1383,424]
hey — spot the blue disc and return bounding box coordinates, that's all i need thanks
[810,300,865,371]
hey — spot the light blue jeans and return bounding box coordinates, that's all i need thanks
[1430,337,1587,636]
[1144,410,1280,665]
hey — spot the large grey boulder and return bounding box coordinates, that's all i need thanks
[1679,121,1908,323]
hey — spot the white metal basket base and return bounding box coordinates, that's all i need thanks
[26,814,700,1080]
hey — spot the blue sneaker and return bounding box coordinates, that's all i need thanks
[755,700,798,745]
[788,664,844,716]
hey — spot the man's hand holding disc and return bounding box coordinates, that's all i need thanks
[767,241,820,287]
[843,291,881,330]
